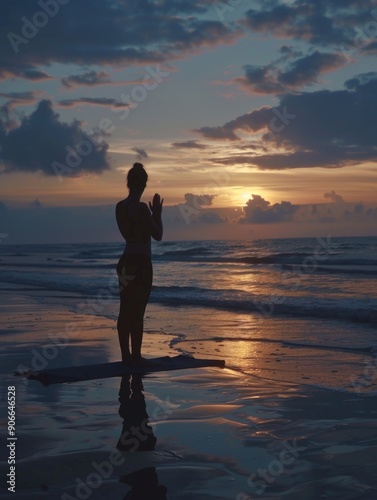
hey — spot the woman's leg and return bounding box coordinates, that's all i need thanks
[130,257,152,360]
[129,304,147,359]
[117,295,132,361]
[117,255,136,362]
[117,254,152,361]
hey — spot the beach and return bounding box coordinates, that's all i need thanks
[1,238,377,498]
[2,0,377,495]
[1,283,377,499]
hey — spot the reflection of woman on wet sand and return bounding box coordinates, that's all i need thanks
[117,375,168,500]
[116,163,163,363]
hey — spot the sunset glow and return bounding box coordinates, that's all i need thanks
[0,1,376,243]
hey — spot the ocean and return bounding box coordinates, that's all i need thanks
[1,236,376,394]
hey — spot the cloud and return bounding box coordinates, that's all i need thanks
[324,190,344,203]
[242,1,377,50]
[236,65,286,95]
[171,140,208,149]
[195,211,227,224]
[0,92,42,124]
[342,203,377,222]
[176,193,227,224]
[236,51,345,94]
[184,193,216,207]
[0,64,51,81]
[366,207,377,219]
[194,125,240,141]
[61,71,112,88]
[132,147,149,160]
[1,1,239,80]
[0,100,110,177]
[196,72,377,169]
[0,91,40,105]
[345,71,377,90]
[237,195,375,226]
[58,97,130,108]
[279,51,344,86]
[239,194,299,224]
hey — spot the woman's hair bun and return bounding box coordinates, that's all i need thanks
[133,162,144,170]
[127,162,148,190]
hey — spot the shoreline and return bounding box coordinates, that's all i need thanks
[1,292,377,498]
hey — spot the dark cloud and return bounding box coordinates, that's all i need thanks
[345,71,377,90]
[1,0,238,80]
[195,211,227,224]
[366,207,377,219]
[242,1,377,51]
[324,190,344,203]
[21,69,51,81]
[0,204,118,244]
[279,51,344,86]
[132,148,149,160]
[239,194,299,224]
[58,97,130,108]
[0,91,39,102]
[341,203,377,223]
[194,124,239,141]
[176,193,225,225]
[354,203,365,214]
[0,91,40,113]
[237,51,345,94]
[236,65,286,95]
[0,100,110,178]
[184,193,216,207]
[0,64,51,82]
[61,71,112,88]
[0,104,19,133]
[0,92,42,145]
[196,72,377,169]
[171,140,208,149]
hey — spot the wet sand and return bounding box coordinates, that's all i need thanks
[1,292,377,499]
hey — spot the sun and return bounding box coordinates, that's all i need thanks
[228,190,252,207]
[230,188,270,207]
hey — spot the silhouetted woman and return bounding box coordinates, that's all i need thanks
[116,163,163,363]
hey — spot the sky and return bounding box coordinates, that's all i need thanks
[0,0,377,244]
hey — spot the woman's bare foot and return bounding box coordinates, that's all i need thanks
[121,353,132,365]
[130,355,145,365]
